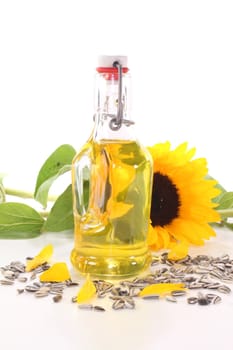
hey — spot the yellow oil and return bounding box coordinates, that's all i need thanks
[71,139,152,278]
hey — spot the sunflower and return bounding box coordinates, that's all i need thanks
[147,142,220,258]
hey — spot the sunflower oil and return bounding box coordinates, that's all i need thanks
[71,139,152,278]
[70,55,153,278]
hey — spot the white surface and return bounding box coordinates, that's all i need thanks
[0,227,233,350]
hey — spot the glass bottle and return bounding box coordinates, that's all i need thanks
[70,55,153,278]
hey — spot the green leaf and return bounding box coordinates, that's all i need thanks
[216,192,233,210]
[42,185,74,232]
[34,144,76,208]
[0,202,44,239]
[224,222,233,230]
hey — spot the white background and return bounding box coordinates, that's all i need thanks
[0,0,233,194]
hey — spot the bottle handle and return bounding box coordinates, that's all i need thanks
[73,155,91,216]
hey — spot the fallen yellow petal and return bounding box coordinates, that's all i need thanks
[139,283,186,297]
[168,241,189,261]
[76,274,96,304]
[39,262,71,282]
[26,244,53,272]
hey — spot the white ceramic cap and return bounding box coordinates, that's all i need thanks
[97,55,128,68]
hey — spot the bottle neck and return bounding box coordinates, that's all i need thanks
[93,70,135,142]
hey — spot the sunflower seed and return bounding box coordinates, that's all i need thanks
[118,289,129,296]
[10,261,25,272]
[33,282,42,288]
[66,281,79,287]
[17,289,24,294]
[212,263,225,271]
[38,286,51,293]
[93,305,106,312]
[102,283,114,293]
[25,285,39,292]
[197,292,210,305]
[41,282,52,287]
[171,290,186,297]
[151,256,160,265]
[206,293,217,301]
[195,268,211,274]
[198,298,210,305]
[112,299,125,310]
[0,279,14,285]
[53,294,62,303]
[220,254,230,262]
[50,290,63,295]
[144,275,156,284]
[97,290,106,298]
[17,276,28,283]
[188,282,204,289]
[51,282,66,288]
[129,287,141,297]
[32,266,44,274]
[165,296,177,303]
[4,275,15,281]
[78,304,93,310]
[187,297,198,304]
[111,287,121,296]
[119,280,132,287]
[142,294,160,300]
[50,286,64,292]
[217,285,231,294]
[3,270,15,278]
[210,271,222,279]
[124,297,135,309]
[206,282,221,289]
[35,289,49,297]
[30,272,37,280]
[184,266,195,274]
[225,263,233,268]
[41,264,51,271]
[212,295,222,304]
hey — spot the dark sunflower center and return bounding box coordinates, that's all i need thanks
[150,172,180,226]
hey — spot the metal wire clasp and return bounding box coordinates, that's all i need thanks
[112,61,124,129]
[108,60,134,131]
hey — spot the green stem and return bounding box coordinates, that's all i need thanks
[5,187,34,199]
[217,208,233,219]
[5,187,57,202]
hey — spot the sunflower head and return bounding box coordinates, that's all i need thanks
[147,142,221,255]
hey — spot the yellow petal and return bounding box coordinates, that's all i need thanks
[147,224,158,246]
[39,262,71,282]
[76,274,96,304]
[26,244,53,272]
[108,201,133,219]
[168,241,189,261]
[139,283,186,297]
[148,226,172,251]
